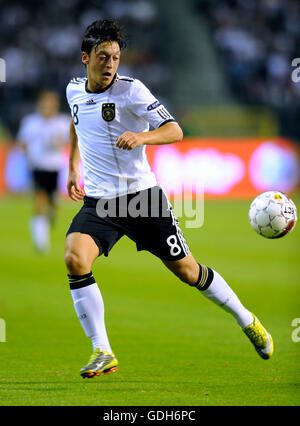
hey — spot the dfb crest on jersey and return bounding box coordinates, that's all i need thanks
[102,103,115,122]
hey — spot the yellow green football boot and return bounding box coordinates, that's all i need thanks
[80,349,118,378]
[243,314,274,360]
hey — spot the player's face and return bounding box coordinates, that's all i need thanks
[82,41,120,90]
[38,92,60,118]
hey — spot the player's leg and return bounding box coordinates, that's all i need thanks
[65,232,112,352]
[30,170,59,252]
[34,188,49,215]
[133,186,273,359]
[162,253,254,327]
[30,187,51,252]
[65,231,99,274]
[64,231,118,377]
[162,254,274,359]
[133,186,254,328]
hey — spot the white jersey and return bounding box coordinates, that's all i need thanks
[66,74,176,198]
[17,112,69,171]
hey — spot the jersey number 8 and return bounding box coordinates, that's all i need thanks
[73,104,79,125]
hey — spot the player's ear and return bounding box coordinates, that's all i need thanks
[81,51,89,65]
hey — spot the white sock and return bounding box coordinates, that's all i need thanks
[30,215,50,252]
[200,270,253,328]
[70,281,112,353]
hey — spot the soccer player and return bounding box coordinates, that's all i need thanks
[65,19,274,378]
[18,90,69,253]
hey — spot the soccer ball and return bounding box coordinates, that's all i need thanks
[249,191,297,238]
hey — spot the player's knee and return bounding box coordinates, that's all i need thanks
[64,250,87,275]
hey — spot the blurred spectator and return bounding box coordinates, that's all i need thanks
[2,0,299,140]
[195,0,300,110]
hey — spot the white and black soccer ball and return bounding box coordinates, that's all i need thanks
[249,191,297,238]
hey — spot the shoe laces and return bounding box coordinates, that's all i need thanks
[87,349,102,364]
[244,322,266,347]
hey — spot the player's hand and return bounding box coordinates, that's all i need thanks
[115,131,144,150]
[67,170,85,201]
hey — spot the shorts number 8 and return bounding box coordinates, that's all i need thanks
[166,234,182,257]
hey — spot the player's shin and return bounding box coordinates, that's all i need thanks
[193,264,253,328]
[68,272,112,353]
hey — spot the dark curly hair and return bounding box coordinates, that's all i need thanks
[81,19,126,54]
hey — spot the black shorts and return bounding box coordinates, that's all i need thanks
[66,186,190,261]
[32,169,59,197]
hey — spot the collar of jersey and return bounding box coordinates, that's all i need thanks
[85,74,118,94]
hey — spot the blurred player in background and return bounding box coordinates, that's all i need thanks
[65,19,274,379]
[17,90,69,253]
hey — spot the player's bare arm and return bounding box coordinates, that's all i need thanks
[115,122,183,150]
[67,119,85,201]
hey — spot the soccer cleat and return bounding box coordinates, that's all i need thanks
[243,314,274,360]
[80,349,118,378]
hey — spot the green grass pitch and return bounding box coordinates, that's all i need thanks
[0,194,299,406]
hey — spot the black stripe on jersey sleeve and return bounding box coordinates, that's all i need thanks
[161,107,172,118]
[158,119,176,127]
[157,107,173,120]
[157,109,168,120]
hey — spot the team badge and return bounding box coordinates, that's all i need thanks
[102,103,115,122]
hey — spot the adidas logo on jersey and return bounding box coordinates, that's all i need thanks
[86,99,96,105]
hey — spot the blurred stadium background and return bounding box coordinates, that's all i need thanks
[0,0,300,407]
[0,0,299,196]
